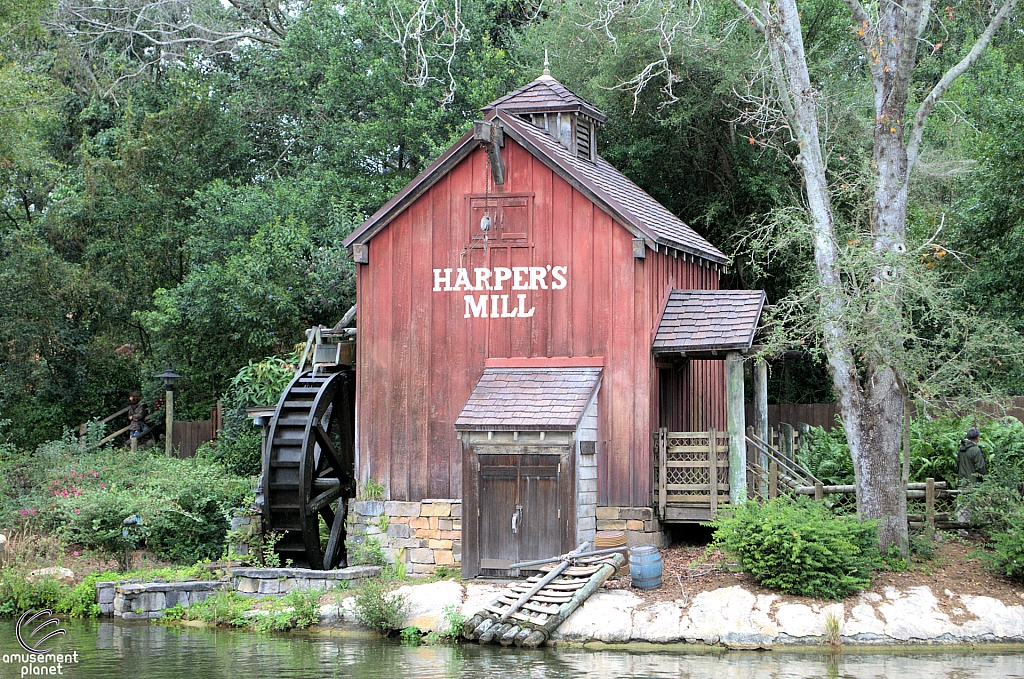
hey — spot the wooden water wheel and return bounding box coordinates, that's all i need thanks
[262,368,356,569]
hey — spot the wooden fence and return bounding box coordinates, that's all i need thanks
[744,403,841,431]
[171,403,222,458]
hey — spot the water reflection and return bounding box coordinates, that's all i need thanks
[0,620,1021,679]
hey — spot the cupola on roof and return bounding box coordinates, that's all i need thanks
[482,75,608,124]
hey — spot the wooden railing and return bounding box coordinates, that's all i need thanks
[655,428,730,519]
[745,430,820,500]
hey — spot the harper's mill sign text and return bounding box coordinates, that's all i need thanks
[433,266,568,318]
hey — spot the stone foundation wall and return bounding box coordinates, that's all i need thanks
[596,507,669,547]
[101,581,228,620]
[232,566,379,596]
[348,499,462,575]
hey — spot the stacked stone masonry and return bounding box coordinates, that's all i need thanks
[348,499,462,575]
[99,581,229,620]
[596,507,670,548]
[232,566,380,596]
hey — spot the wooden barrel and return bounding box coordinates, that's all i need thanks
[629,545,662,590]
[595,530,627,576]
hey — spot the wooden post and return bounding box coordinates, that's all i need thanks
[726,352,747,504]
[658,428,667,519]
[769,460,778,499]
[709,427,718,515]
[779,422,795,461]
[814,481,824,501]
[753,358,769,476]
[165,388,174,458]
[925,477,935,533]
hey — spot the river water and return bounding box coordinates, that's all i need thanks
[0,620,1022,679]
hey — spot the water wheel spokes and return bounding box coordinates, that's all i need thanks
[265,369,355,569]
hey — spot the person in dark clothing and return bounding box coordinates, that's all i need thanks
[958,427,986,485]
[956,427,987,527]
[127,391,147,452]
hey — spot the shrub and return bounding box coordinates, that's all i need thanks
[353,578,407,635]
[43,448,251,565]
[711,497,880,599]
[957,461,1023,534]
[346,537,387,567]
[428,605,465,643]
[987,508,1024,581]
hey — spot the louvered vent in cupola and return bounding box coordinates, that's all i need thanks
[575,119,593,162]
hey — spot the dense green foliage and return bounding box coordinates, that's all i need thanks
[712,497,881,599]
[0,426,251,563]
[799,416,1024,488]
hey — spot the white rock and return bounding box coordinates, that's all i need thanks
[877,586,953,641]
[682,586,776,647]
[774,603,819,638]
[958,595,1024,640]
[631,602,682,643]
[460,583,504,619]
[394,580,464,632]
[27,566,75,584]
[555,590,640,642]
[845,602,885,637]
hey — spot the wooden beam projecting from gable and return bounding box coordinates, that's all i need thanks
[473,121,505,185]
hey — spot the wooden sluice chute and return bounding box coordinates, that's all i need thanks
[462,546,626,648]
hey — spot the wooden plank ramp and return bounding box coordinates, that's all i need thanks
[462,552,626,648]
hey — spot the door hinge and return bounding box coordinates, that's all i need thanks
[477,507,480,517]
[557,508,561,519]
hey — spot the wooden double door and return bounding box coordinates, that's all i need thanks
[463,446,574,577]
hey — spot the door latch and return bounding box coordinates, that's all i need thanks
[511,504,523,534]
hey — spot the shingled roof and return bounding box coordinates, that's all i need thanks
[481,75,608,123]
[497,112,727,263]
[652,290,766,355]
[344,76,728,264]
[454,367,601,431]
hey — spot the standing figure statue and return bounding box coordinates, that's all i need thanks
[127,391,147,452]
[956,426,987,530]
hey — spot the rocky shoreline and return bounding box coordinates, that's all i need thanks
[319,580,1024,648]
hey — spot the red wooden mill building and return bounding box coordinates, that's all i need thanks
[343,71,767,577]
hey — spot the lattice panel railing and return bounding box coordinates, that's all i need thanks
[655,429,730,518]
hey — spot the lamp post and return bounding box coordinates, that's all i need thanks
[155,366,182,457]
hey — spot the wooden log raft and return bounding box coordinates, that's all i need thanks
[462,552,626,648]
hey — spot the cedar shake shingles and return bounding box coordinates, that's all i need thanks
[482,78,608,122]
[653,290,766,354]
[454,368,601,431]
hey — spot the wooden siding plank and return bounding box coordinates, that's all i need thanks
[570,191,593,357]
[390,210,412,500]
[593,209,615,506]
[549,174,572,357]
[530,154,553,358]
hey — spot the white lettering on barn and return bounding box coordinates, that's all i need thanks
[432,266,567,318]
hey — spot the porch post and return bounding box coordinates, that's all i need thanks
[725,352,747,504]
[754,358,769,471]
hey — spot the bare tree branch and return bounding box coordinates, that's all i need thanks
[727,0,765,34]
[907,0,1021,174]
[378,0,470,106]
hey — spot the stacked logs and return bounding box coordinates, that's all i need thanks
[462,552,625,648]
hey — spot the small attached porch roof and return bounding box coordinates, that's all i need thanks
[653,290,766,358]
[454,367,602,432]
